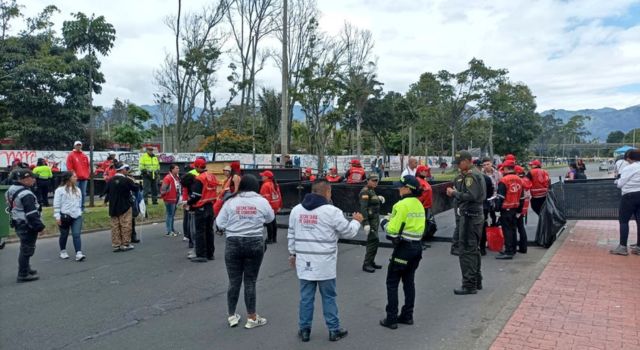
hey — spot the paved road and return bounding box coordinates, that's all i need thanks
[0,165,609,350]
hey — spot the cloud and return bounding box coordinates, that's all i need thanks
[14,0,640,112]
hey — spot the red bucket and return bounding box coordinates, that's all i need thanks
[486,226,504,252]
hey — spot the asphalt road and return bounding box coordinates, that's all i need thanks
[0,164,609,350]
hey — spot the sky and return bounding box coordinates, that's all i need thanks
[15,0,640,112]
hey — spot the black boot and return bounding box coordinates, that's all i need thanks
[298,329,310,342]
[17,274,39,283]
[379,318,398,329]
[453,287,478,295]
[329,328,348,341]
[372,263,382,269]
[362,265,375,273]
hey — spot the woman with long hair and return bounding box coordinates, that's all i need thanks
[215,175,275,329]
[53,172,85,261]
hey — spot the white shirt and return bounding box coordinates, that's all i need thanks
[616,162,640,195]
[53,186,83,219]
[614,159,629,178]
[215,192,275,238]
[288,199,360,281]
[401,167,416,178]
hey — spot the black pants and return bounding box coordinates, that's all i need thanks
[500,209,518,255]
[143,176,158,204]
[36,179,50,207]
[184,209,194,248]
[516,215,528,253]
[16,226,38,277]
[385,240,422,322]
[619,191,640,246]
[265,219,278,243]
[531,197,546,216]
[131,217,138,241]
[193,205,214,258]
[225,236,265,315]
[488,209,497,226]
[481,209,490,251]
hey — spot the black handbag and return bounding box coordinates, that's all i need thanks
[60,213,74,229]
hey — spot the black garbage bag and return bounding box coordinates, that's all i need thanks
[535,189,567,248]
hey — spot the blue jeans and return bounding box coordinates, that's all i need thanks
[59,216,83,252]
[299,279,340,332]
[77,180,87,211]
[165,203,177,233]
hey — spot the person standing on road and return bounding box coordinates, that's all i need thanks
[181,162,200,258]
[33,158,53,207]
[259,170,282,244]
[160,164,181,237]
[215,175,275,329]
[527,159,550,216]
[610,149,640,256]
[447,151,486,295]
[6,170,45,283]
[495,160,525,260]
[186,159,218,262]
[66,141,90,211]
[379,175,425,329]
[360,173,384,273]
[104,164,139,252]
[416,165,434,249]
[481,157,501,226]
[53,172,85,261]
[515,166,531,254]
[139,146,160,205]
[288,179,363,342]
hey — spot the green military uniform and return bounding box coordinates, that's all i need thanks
[360,183,382,268]
[451,163,486,292]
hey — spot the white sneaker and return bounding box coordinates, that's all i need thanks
[59,250,69,259]
[187,250,196,259]
[75,251,86,261]
[228,313,241,327]
[182,236,188,242]
[244,315,267,329]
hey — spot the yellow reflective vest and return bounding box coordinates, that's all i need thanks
[139,153,160,178]
[32,165,53,179]
[384,196,425,241]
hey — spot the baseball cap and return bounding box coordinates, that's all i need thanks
[515,165,525,174]
[368,173,379,181]
[350,159,361,165]
[528,159,541,167]
[116,163,130,171]
[108,151,117,156]
[393,175,419,190]
[453,151,472,165]
[505,154,516,161]
[73,141,82,146]
[259,170,274,178]
[416,165,430,173]
[502,160,516,168]
[192,158,207,169]
[15,169,34,179]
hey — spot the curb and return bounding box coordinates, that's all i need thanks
[473,221,575,350]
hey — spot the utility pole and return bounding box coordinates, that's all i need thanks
[280,0,289,167]
[88,15,95,208]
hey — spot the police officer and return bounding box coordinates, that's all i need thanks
[6,169,46,283]
[379,175,425,329]
[139,146,160,205]
[447,151,486,295]
[360,173,385,273]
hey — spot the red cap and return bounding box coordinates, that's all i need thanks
[505,154,516,161]
[529,159,541,167]
[12,158,21,164]
[305,167,312,173]
[502,160,516,168]
[230,161,241,173]
[350,159,361,165]
[192,158,207,169]
[259,170,274,178]
[515,165,525,174]
[416,165,429,173]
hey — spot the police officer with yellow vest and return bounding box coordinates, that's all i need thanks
[32,158,53,207]
[360,173,385,273]
[139,146,160,205]
[447,151,486,295]
[379,175,425,329]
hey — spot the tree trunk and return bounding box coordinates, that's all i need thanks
[356,113,362,159]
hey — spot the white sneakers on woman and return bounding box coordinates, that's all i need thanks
[244,315,267,329]
[59,250,69,259]
[228,314,241,327]
[60,250,86,261]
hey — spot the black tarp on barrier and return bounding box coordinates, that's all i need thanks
[535,190,567,248]
[552,178,622,220]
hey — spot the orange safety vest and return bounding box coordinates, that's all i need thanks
[193,172,219,208]
[417,176,433,209]
[529,168,550,198]
[346,167,366,184]
[500,174,524,209]
[326,174,342,183]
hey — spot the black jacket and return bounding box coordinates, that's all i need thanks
[104,175,139,217]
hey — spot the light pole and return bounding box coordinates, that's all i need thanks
[280,0,289,167]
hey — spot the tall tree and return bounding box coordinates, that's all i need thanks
[112,102,154,149]
[62,12,116,206]
[362,91,404,157]
[562,115,591,144]
[258,88,281,162]
[0,0,21,41]
[606,130,625,144]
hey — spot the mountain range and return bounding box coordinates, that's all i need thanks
[137,104,638,142]
[540,105,640,141]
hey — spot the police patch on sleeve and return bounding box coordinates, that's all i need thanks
[361,195,369,200]
[465,177,474,187]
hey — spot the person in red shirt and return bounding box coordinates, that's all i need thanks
[416,165,433,249]
[66,141,90,211]
[526,159,550,216]
[259,170,282,244]
[160,164,182,236]
[345,159,366,184]
[515,165,532,254]
[302,167,316,181]
[496,160,525,260]
[325,167,342,183]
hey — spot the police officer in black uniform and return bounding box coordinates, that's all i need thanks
[447,151,486,295]
[6,169,46,283]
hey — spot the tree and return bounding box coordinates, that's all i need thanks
[155,0,228,152]
[198,129,253,153]
[362,91,404,157]
[562,115,591,144]
[258,88,281,161]
[606,130,625,144]
[112,102,154,149]
[487,82,540,160]
[1,0,21,41]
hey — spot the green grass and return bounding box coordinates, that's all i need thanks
[9,202,181,238]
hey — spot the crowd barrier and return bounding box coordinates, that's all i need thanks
[552,178,622,220]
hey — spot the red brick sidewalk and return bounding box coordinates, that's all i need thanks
[491,220,640,350]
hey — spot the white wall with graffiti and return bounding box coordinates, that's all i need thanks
[0,150,451,174]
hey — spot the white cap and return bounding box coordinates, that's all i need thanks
[116,163,130,171]
[74,141,82,146]
[108,151,117,155]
